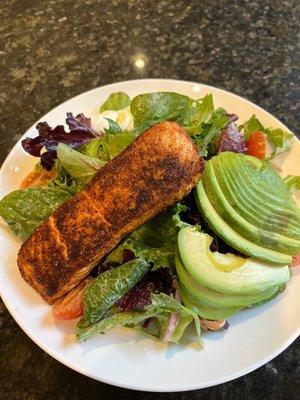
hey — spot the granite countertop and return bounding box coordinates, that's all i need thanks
[0,0,299,399]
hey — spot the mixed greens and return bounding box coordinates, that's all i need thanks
[0,90,299,346]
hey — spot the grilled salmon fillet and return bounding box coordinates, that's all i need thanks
[18,121,203,303]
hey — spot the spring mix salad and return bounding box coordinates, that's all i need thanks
[0,91,299,345]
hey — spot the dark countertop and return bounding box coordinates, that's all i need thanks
[0,0,299,399]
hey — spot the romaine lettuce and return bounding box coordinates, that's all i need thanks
[79,259,151,328]
[0,186,72,240]
[77,310,157,342]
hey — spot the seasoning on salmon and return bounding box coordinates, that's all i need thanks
[18,121,204,303]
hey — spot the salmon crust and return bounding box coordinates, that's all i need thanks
[18,121,204,303]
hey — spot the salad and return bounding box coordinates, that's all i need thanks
[0,90,299,345]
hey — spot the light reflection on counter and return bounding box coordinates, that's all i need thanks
[132,53,147,70]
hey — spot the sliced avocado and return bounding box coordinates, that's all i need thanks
[179,283,241,320]
[210,154,300,231]
[196,182,292,265]
[228,152,297,209]
[178,226,291,294]
[215,154,300,234]
[205,153,300,236]
[223,153,300,226]
[175,251,280,307]
[203,160,300,254]
[212,157,300,238]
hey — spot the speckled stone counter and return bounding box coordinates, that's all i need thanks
[0,1,299,399]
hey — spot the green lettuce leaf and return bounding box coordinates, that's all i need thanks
[153,312,194,344]
[240,115,264,140]
[77,293,201,344]
[148,293,200,335]
[77,310,158,342]
[50,163,84,195]
[56,143,105,183]
[79,259,151,328]
[100,92,130,112]
[171,315,194,343]
[145,293,201,343]
[285,176,300,192]
[130,92,191,127]
[103,118,122,135]
[106,203,187,270]
[79,120,132,163]
[0,186,72,240]
[100,131,136,161]
[180,94,214,134]
[194,108,230,156]
[264,127,293,156]
[79,138,102,158]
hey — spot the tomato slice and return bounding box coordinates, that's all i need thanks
[290,253,300,268]
[246,131,266,160]
[52,277,91,320]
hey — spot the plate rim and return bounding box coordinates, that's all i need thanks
[0,78,298,171]
[0,78,299,392]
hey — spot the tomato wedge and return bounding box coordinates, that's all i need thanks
[246,131,266,160]
[290,253,300,268]
[52,277,92,320]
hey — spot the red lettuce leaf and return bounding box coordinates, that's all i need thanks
[21,113,100,170]
[117,268,173,311]
[65,113,99,135]
[218,120,246,154]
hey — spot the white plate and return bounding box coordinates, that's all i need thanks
[0,79,299,392]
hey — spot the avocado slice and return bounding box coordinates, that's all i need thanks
[212,157,300,238]
[178,226,291,294]
[203,160,300,254]
[212,154,300,235]
[196,182,292,265]
[175,251,280,307]
[222,154,300,225]
[179,283,241,320]
[228,152,297,209]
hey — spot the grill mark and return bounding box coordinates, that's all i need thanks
[82,191,112,227]
[48,216,69,260]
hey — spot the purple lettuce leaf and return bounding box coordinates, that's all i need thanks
[21,113,100,170]
[227,113,238,123]
[65,113,99,135]
[217,120,247,154]
[117,268,173,311]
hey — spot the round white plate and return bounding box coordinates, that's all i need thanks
[0,79,299,392]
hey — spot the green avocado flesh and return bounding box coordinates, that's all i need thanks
[177,227,290,295]
[203,161,300,254]
[198,152,300,261]
[213,160,300,238]
[211,154,300,236]
[175,251,280,307]
[179,283,241,320]
[196,182,292,265]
